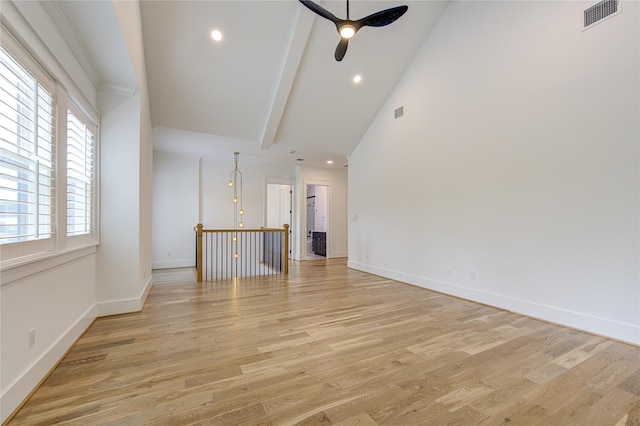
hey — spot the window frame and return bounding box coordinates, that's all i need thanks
[0,26,99,267]
[1,30,56,260]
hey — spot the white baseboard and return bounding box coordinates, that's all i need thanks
[96,297,141,317]
[96,275,152,317]
[347,260,640,346]
[0,304,96,424]
[140,275,152,308]
[152,259,193,269]
[330,251,348,258]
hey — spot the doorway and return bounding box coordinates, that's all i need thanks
[266,183,292,258]
[306,184,327,258]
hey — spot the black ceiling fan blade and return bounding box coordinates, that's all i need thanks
[298,0,340,24]
[357,5,408,28]
[298,1,408,62]
[335,38,349,61]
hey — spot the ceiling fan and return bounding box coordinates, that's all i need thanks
[299,0,408,61]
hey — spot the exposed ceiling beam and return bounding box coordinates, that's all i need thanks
[260,5,315,150]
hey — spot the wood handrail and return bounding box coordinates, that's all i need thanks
[200,228,286,233]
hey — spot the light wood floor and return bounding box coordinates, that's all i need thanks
[8,259,640,425]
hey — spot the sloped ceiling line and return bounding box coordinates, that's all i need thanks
[260,6,315,150]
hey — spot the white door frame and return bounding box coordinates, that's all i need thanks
[264,177,295,258]
[301,178,331,259]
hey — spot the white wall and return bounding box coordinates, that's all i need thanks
[96,91,144,314]
[349,1,640,344]
[201,157,296,229]
[0,253,97,423]
[152,153,297,267]
[152,152,199,268]
[96,0,153,315]
[112,0,154,300]
[152,154,349,266]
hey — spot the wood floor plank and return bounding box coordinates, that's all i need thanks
[6,259,640,425]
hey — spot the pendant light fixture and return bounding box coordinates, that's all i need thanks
[228,152,244,258]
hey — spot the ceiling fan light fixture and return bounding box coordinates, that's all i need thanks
[299,0,408,61]
[339,24,356,39]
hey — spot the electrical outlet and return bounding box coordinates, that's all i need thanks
[167,251,172,257]
[446,268,452,277]
[470,271,476,281]
[28,328,36,348]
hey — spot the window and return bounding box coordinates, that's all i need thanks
[0,45,55,247]
[0,29,99,263]
[67,104,95,237]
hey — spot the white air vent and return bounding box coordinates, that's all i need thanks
[394,106,404,119]
[583,0,620,30]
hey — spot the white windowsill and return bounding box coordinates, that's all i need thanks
[0,243,98,286]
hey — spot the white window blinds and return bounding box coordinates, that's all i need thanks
[0,45,55,245]
[66,103,95,237]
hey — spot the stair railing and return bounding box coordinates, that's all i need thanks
[194,224,289,282]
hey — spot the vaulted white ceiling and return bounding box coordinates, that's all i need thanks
[55,0,449,168]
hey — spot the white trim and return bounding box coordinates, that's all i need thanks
[39,0,100,88]
[96,275,152,317]
[0,240,55,264]
[96,297,139,317]
[68,93,98,129]
[0,304,96,424]
[0,245,96,285]
[97,81,138,98]
[0,24,55,93]
[2,0,97,111]
[152,259,194,269]
[264,176,296,256]
[302,179,330,259]
[347,260,640,346]
[140,274,152,309]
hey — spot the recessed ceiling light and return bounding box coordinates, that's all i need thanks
[211,30,222,42]
[327,160,334,164]
[353,74,362,84]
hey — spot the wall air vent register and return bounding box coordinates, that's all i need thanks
[583,0,621,30]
